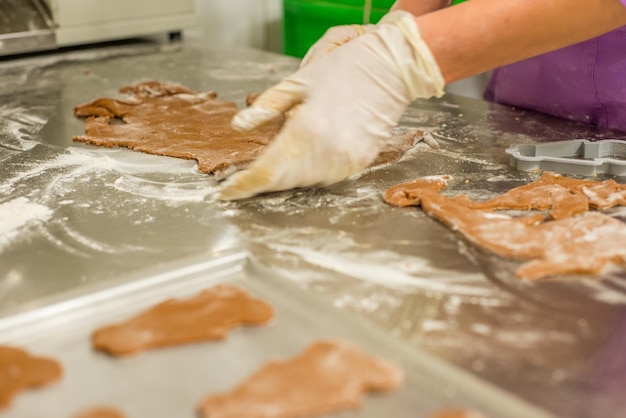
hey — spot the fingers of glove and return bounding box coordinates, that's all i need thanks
[218,128,308,201]
[217,161,276,201]
[300,25,372,67]
[231,76,308,131]
[217,144,378,201]
[219,112,383,201]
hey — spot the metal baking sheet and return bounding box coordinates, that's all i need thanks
[0,252,555,418]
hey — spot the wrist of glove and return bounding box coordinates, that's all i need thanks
[301,24,375,67]
[219,11,445,201]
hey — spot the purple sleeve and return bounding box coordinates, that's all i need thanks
[621,0,626,6]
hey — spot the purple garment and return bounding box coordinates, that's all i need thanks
[484,26,626,132]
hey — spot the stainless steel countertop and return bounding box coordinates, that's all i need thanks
[1,39,626,418]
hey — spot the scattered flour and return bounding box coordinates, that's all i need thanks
[0,147,222,255]
[1,147,219,204]
[263,239,500,297]
[0,105,46,151]
[0,197,52,251]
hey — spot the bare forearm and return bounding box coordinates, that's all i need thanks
[414,0,626,83]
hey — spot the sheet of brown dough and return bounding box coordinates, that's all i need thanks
[198,340,403,418]
[383,174,626,280]
[73,406,127,418]
[92,284,274,356]
[0,346,62,409]
[73,81,282,176]
[73,81,423,177]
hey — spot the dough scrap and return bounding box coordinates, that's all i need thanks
[73,406,126,418]
[383,173,626,280]
[73,81,424,177]
[0,346,62,409]
[92,284,274,356]
[198,340,403,418]
[468,172,626,220]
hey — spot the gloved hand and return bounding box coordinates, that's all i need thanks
[218,11,445,201]
[300,24,373,67]
[284,24,373,121]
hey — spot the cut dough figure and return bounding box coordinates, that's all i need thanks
[0,346,62,409]
[383,173,626,280]
[93,284,274,356]
[198,340,403,418]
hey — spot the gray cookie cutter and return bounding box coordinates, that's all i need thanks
[506,139,626,177]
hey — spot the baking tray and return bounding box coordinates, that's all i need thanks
[506,139,626,177]
[0,252,557,418]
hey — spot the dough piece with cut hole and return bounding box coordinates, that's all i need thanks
[73,82,425,178]
[383,174,626,280]
[198,340,403,418]
[0,346,62,409]
[92,284,274,356]
[468,172,626,220]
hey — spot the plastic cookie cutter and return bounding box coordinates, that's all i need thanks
[506,139,626,177]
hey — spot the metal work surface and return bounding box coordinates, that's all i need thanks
[1,39,626,417]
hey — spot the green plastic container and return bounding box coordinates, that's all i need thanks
[283,0,394,58]
[283,0,468,58]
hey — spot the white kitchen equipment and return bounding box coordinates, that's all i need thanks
[0,0,197,56]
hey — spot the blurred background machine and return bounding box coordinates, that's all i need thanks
[0,0,197,56]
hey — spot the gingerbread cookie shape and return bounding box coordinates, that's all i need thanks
[0,346,62,409]
[198,340,403,418]
[383,173,626,280]
[92,284,274,356]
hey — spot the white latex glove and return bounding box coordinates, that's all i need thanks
[300,24,374,67]
[218,11,445,201]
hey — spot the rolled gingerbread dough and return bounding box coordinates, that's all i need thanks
[73,81,424,178]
